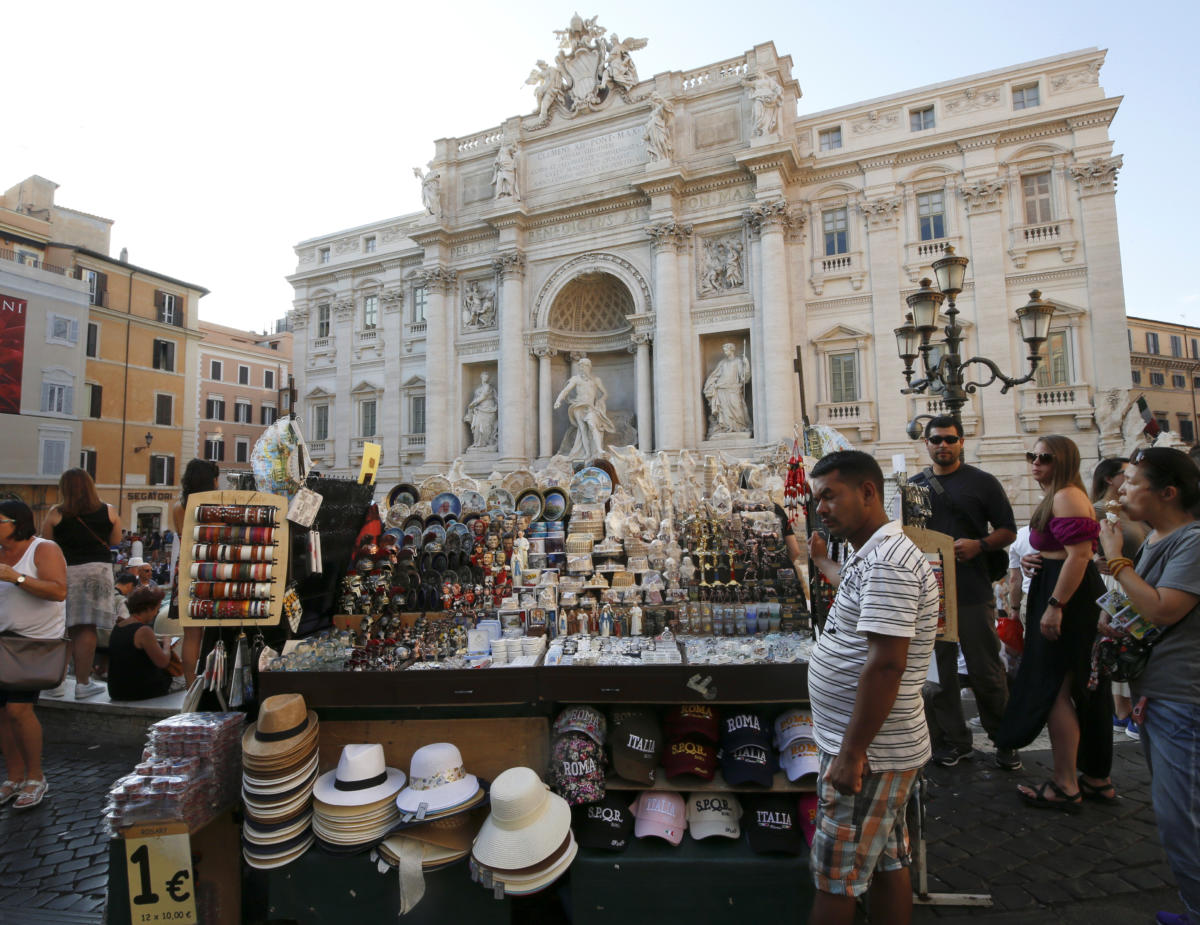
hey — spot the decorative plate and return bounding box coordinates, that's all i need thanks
[569,467,613,505]
[542,488,571,522]
[502,469,536,496]
[384,503,411,528]
[419,475,452,501]
[460,490,487,516]
[382,527,406,547]
[422,523,447,548]
[486,487,515,511]
[431,492,462,520]
[514,488,544,522]
[448,522,472,543]
[387,483,421,509]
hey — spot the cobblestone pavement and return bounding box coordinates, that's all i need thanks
[0,740,142,924]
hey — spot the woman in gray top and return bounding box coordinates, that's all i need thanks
[1099,447,1200,925]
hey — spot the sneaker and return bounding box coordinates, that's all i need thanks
[1113,714,1130,731]
[930,744,973,767]
[968,716,984,729]
[73,679,106,700]
[995,747,1022,771]
[40,680,70,700]
[1156,912,1193,925]
[1125,720,1141,741]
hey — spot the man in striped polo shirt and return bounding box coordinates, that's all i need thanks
[806,451,940,925]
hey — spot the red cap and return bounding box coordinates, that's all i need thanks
[661,738,717,781]
[663,705,719,744]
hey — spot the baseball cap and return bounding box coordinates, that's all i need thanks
[779,738,820,783]
[720,710,771,752]
[720,743,774,788]
[662,738,717,781]
[686,792,742,841]
[609,708,662,786]
[553,705,606,746]
[550,733,606,806]
[797,793,818,847]
[629,791,686,846]
[744,794,805,855]
[663,704,719,744]
[773,708,814,750]
[572,794,634,851]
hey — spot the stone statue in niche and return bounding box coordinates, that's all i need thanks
[413,165,441,217]
[553,356,615,460]
[744,73,783,137]
[464,373,499,449]
[703,342,752,437]
[643,93,674,163]
[462,281,496,329]
[699,234,745,295]
[492,144,521,200]
[603,33,647,92]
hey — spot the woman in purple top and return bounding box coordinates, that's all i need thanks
[996,434,1112,811]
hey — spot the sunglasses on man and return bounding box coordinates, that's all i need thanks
[1026,452,1054,464]
[926,435,960,445]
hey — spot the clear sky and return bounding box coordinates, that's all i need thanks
[7,0,1198,333]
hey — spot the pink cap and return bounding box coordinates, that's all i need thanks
[629,791,687,846]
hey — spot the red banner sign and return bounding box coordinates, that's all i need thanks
[0,293,28,415]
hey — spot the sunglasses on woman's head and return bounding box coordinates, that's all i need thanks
[1026,452,1054,464]
[927,435,960,445]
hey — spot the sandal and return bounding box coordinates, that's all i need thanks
[1078,776,1118,804]
[1018,780,1082,814]
[0,780,22,806]
[12,778,47,810]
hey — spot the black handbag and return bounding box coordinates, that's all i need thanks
[0,632,70,691]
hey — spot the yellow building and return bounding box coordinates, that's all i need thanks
[0,176,207,532]
[1126,315,1200,447]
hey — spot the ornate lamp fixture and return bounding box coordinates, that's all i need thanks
[895,245,1055,431]
[133,432,154,453]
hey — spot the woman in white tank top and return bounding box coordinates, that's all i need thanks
[0,499,68,810]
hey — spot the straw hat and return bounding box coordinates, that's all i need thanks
[471,767,571,871]
[242,830,315,870]
[476,831,578,896]
[395,743,479,815]
[242,694,319,763]
[313,744,406,807]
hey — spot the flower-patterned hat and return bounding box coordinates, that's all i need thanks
[395,742,480,814]
[552,705,606,746]
[550,733,606,806]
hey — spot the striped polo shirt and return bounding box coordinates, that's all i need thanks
[808,520,940,771]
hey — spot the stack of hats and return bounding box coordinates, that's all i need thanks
[550,706,607,806]
[241,693,320,869]
[629,791,687,846]
[686,792,742,842]
[608,708,662,786]
[472,767,575,896]
[775,708,821,783]
[719,709,774,787]
[662,704,719,783]
[743,794,806,855]
[312,744,406,851]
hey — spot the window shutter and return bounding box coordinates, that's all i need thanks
[40,382,50,412]
[96,271,107,304]
[68,319,79,344]
[91,385,103,419]
[154,290,165,310]
[63,386,74,415]
[166,456,175,485]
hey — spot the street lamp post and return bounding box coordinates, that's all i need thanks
[893,245,1056,436]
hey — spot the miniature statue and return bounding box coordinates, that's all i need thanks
[629,603,643,636]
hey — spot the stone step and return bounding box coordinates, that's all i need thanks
[35,682,183,747]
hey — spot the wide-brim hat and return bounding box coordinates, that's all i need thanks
[127,557,147,568]
[242,694,319,761]
[243,812,313,846]
[243,754,319,794]
[392,783,488,828]
[471,767,571,871]
[313,744,407,807]
[243,789,315,823]
[484,832,578,896]
[396,804,488,852]
[395,743,480,815]
[241,829,314,869]
[378,835,469,870]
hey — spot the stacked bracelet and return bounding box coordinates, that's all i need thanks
[1108,556,1133,578]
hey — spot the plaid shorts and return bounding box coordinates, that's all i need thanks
[810,751,919,897]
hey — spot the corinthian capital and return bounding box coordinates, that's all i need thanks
[420,266,458,294]
[1068,155,1122,194]
[492,251,527,279]
[742,199,796,234]
[959,180,1007,214]
[861,197,902,228]
[645,221,693,252]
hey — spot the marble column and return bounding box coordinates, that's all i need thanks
[331,297,355,470]
[631,333,653,451]
[861,197,906,445]
[493,251,527,464]
[746,202,795,444]
[421,267,456,468]
[646,222,690,451]
[534,346,557,458]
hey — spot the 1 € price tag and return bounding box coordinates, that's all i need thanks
[123,822,198,924]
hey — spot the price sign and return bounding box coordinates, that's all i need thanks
[123,822,198,924]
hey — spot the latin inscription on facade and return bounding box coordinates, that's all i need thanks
[527,207,651,244]
[526,126,646,188]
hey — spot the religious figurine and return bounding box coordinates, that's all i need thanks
[629,603,643,636]
[462,281,496,329]
[492,144,521,200]
[514,530,530,571]
[413,165,441,217]
[526,56,568,122]
[599,604,614,637]
[553,356,615,460]
[603,33,647,92]
[464,372,499,449]
[744,73,783,137]
[699,236,745,294]
[643,93,674,162]
[704,342,752,436]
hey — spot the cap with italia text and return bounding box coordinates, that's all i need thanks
[744,794,805,855]
[720,742,774,788]
[609,708,662,786]
[572,793,633,851]
[630,791,686,846]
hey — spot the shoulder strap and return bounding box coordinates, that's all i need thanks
[72,511,111,550]
[921,468,979,540]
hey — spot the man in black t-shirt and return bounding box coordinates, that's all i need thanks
[909,416,1018,770]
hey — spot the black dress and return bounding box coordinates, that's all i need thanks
[107,622,172,701]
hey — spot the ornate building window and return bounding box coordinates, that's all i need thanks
[829,352,859,403]
[822,208,848,256]
[316,304,331,339]
[311,404,329,441]
[410,395,426,435]
[362,294,378,330]
[1146,332,1159,354]
[1173,374,1186,389]
[1022,171,1052,224]
[1035,331,1071,388]
[1149,372,1165,386]
[412,286,427,324]
[1170,334,1183,357]
[916,191,946,241]
[1012,84,1040,110]
[818,127,842,151]
[364,235,377,253]
[910,105,935,132]
[318,247,330,264]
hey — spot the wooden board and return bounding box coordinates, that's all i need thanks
[903,524,958,643]
[178,490,289,627]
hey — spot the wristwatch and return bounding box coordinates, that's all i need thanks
[15,574,25,585]
[1047,595,1064,609]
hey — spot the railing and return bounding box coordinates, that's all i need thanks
[820,255,852,272]
[312,337,331,350]
[456,128,504,154]
[682,57,749,92]
[405,433,426,448]
[915,240,950,259]
[355,329,377,346]
[307,440,327,455]
[1021,222,1061,244]
[0,247,72,276]
[407,321,427,336]
[818,401,866,422]
[1033,387,1076,406]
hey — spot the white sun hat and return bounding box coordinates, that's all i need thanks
[395,743,480,815]
[313,744,407,807]
[471,767,571,871]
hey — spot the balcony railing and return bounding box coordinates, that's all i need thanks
[909,395,981,436]
[404,433,426,449]
[1017,383,1094,434]
[312,337,331,350]
[809,251,865,295]
[1009,218,1076,267]
[307,440,327,455]
[816,400,877,440]
[407,321,427,336]
[355,329,378,347]
[0,248,72,276]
